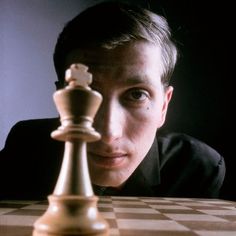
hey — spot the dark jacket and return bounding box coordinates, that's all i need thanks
[0,118,225,200]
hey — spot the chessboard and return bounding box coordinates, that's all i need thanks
[1,196,236,236]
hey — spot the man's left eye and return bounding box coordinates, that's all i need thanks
[126,89,149,101]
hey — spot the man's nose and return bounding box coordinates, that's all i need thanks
[94,98,123,144]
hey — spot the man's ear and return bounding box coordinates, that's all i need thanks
[160,86,174,127]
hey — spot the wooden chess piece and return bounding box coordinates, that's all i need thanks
[33,64,109,236]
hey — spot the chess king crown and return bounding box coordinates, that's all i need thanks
[51,64,103,142]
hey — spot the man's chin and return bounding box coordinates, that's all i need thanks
[90,170,127,188]
[88,157,137,188]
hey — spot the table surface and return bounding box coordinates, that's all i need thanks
[1,196,236,236]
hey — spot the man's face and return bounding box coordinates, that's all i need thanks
[66,41,173,188]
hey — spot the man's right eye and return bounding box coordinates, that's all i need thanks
[123,88,150,104]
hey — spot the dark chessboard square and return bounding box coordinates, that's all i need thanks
[98,198,112,205]
[119,229,195,236]
[111,197,139,202]
[158,209,198,214]
[221,215,236,221]
[34,201,48,205]
[115,212,168,220]
[0,226,33,236]
[181,221,236,231]
[98,207,114,212]
[116,219,189,231]
[5,209,44,216]
[0,203,28,208]
[106,218,117,229]
[113,203,148,208]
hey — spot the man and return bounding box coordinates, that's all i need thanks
[0,1,225,199]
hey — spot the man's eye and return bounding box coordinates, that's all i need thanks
[125,89,149,102]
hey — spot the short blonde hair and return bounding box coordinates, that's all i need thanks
[53,1,177,88]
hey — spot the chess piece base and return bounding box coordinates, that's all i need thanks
[33,195,109,236]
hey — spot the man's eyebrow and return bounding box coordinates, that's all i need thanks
[122,75,153,86]
[92,74,153,86]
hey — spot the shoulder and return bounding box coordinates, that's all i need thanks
[156,132,225,197]
[3,118,60,147]
[0,118,62,199]
[157,132,224,171]
[10,118,59,130]
[7,117,59,135]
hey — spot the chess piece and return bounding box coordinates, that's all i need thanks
[33,64,109,236]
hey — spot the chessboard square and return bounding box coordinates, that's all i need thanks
[115,212,169,220]
[117,219,189,231]
[198,200,235,205]
[224,206,236,210]
[150,204,191,210]
[178,202,212,207]
[186,205,223,210]
[165,213,228,222]
[221,215,236,221]
[198,209,236,216]
[5,209,44,216]
[0,203,28,208]
[0,200,39,205]
[37,200,48,204]
[100,211,116,219]
[22,204,47,210]
[0,225,33,236]
[113,204,149,209]
[141,198,173,204]
[195,230,236,236]
[98,203,113,208]
[105,219,117,228]
[158,209,198,214]
[163,198,195,202]
[98,206,114,212]
[119,229,195,236]
[109,228,120,236]
[0,208,16,215]
[99,197,113,204]
[111,196,139,201]
[114,207,158,214]
[0,215,39,226]
[181,221,236,231]
[112,201,146,206]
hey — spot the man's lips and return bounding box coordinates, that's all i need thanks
[88,151,127,168]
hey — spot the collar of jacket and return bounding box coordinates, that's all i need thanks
[118,136,161,196]
[139,136,160,186]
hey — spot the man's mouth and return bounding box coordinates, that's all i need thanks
[88,151,127,168]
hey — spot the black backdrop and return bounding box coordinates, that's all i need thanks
[125,0,234,199]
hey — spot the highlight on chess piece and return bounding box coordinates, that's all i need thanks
[33,64,109,236]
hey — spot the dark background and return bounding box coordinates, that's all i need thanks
[141,0,234,200]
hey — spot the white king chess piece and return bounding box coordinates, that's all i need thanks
[65,64,92,88]
[33,64,109,236]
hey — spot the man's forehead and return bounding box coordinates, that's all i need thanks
[65,42,164,83]
[65,42,162,66]
[66,49,136,67]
